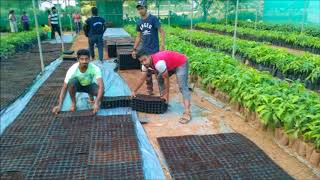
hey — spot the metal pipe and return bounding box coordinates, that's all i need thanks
[58,0,65,52]
[168,0,171,26]
[232,0,239,58]
[226,0,229,26]
[301,0,307,34]
[191,0,194,30]
[32,0,45,72]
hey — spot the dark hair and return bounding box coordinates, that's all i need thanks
[52,7,56,10]
[136,49,150,59]
[77,49,90,58]
[9,10,14,14]
[91,7,98,15]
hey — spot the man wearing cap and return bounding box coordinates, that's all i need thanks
[132,0,166,95]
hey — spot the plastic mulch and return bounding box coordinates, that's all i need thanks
[158,133,293,180]
[0,61,144,179]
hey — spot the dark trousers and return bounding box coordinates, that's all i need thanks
[22,22,29,31]
[51,24,61,39]
[146,69,154,92]
[74,22,81,34]
[88,34,104,61]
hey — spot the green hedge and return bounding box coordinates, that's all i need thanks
[220,20,320,38]
[166,26,320,90]
[0,30,46,60]
[196,23,320,54]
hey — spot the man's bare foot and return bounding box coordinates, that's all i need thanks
[70,104,76,112]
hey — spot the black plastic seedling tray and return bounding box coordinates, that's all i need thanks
[118,51,141,70]
[101,96,131,109]
[107,44,117,58]
[63,50,75,55]
[100,95,168,114]
[132,94,168,114]
[63,55,77,61]
[158,133,293,180]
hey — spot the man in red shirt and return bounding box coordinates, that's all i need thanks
[131,50,191,124]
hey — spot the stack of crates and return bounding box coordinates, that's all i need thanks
[117,42,141,70]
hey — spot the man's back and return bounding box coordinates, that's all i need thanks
[86,16,105,37]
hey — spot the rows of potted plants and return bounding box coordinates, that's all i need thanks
[221,20,320,38]
[125,24,320,168]
[166,26,320,91]
[0,30,46,60]
[195,23,320,54]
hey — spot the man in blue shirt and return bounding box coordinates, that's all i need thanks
[132,0,165,95]
[85,7,106,61]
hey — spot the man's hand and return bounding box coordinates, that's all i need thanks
[132,50,137,59]
[52,105,61,114]
[161,93,169,103]
[160,45,165,51]
[131,91,137,98]
[93,101,100,114]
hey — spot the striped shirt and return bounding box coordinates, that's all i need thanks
[50,13,59,25]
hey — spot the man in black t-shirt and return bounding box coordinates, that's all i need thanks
[85,7,106,61]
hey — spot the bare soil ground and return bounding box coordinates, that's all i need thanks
[120,68,318,180]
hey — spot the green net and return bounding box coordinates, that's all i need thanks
[1,0,318,31]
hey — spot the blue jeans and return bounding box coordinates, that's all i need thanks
[157,61,191,100]
[88,34,104,61]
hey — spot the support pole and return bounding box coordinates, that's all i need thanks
[226,0,229,26]
[58,1,65,52]
[168,0,171,26]
[191,0,194,30]
[232,0,239,58]
[254,4,259,30]
[301,0,307,34]
[32,0,44,72]
[157,0,160,18]
[69,14,73,34]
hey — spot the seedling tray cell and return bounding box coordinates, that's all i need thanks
[158,133,293,179]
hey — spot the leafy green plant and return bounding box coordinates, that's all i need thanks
[219,20,320,38]
[0,30,46,60]
[125,24,320,149]
[195,23,320,54]
[165,26,320,90]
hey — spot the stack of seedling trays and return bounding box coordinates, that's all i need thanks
[106,38,134,58]
[101,96,131,109]
[100,95,168,114]
[62,50,77,61]
[107,41,117,58]
[131,94,168,114]
[117,49,141,70]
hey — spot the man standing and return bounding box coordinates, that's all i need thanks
[48,7,62,40]
[132,50,191,124]
[132,0,165,95]
[52,49,104,114]
[85,7,105,61]
[72,11,81,34]
[21,12,29,31]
